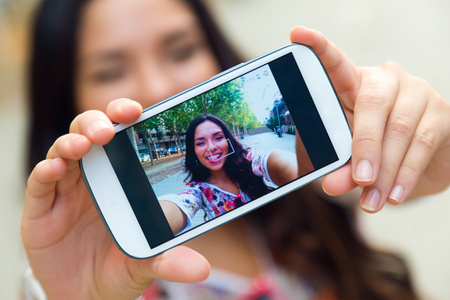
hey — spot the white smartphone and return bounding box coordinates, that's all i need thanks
[80,44,352,259]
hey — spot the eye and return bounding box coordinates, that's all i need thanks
[166,44,197,63]
[91,68,127,83]
[195,141,205,147]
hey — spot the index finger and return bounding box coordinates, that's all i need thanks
[68,99,142,145]
[106,98,142,124]
[69,110,115,145]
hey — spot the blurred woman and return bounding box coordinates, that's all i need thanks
[22,0,450,299]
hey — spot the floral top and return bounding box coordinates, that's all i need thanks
[140,268,338,300]
[160,150,274,230]
[178,181,252,221]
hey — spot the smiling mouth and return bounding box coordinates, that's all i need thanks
[206,153,222,163]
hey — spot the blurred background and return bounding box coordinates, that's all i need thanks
[1,0,449,299]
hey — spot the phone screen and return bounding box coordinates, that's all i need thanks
[103,53,339,248]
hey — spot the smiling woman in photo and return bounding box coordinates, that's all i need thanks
[159,114,300,233]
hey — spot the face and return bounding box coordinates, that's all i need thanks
[194,121,229,173]
[75,0,221,112]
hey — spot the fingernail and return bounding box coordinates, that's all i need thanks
[49,157,62,167]
[389,185,404,204]
[355,160,374,182]
[361,188,380,212]
[90,120,109,134]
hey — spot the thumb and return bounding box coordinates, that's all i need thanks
[143,246,210,283]
[322,162,358,196]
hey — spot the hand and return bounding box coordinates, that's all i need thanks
[290,27,450,213]
[21,99,210,300]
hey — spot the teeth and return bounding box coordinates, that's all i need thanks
[207,154,220,162]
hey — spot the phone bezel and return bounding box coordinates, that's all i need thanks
[80,43,352,259]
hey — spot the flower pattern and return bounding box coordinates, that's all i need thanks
[175,181,252,221]
[203,188,214,202]
[164,150,273,226]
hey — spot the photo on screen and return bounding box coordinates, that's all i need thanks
[102,52,340,247]
[124,64,315,235]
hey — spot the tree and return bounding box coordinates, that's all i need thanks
[126,127,139,157]
[150,77,262,150]
[134,118,160,166]
[189,77,261,136]
[158,104,193,157]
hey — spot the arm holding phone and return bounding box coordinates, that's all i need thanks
[22,28,450,299]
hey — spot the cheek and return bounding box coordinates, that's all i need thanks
[219,140,229,153]
[194,146,204,159]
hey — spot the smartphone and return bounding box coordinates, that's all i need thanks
[80,44,352,259]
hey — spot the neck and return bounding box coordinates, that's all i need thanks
[208,168,229,185]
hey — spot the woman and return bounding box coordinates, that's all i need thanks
[161,114,298,233]
[22,0,450,299]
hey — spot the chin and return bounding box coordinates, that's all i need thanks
[203,160,226,172]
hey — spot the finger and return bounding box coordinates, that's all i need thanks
[106,98,142,124]
[358,78,427,212]
[46,134,91,195]
[322,162,358,196]
[25,158,67,220]
[69,110,115,145]
[387,95,450,204]
[359,77,427,212]
[47,133,91,161]
[351,65,401,189]
[290,26,361,110]
[134,246,210,283]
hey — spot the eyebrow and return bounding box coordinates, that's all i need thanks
[161,21,204,46]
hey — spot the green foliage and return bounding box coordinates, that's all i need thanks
[137,77,261,142]
[190,78,261,131]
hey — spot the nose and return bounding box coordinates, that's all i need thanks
[207,140,218,152]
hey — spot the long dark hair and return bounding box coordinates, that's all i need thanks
[251,187,417,299]
[184,115,271,199]
[28,0,417,299]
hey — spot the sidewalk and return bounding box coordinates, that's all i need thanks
[240,131,296,152]
[142,153,185,185]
